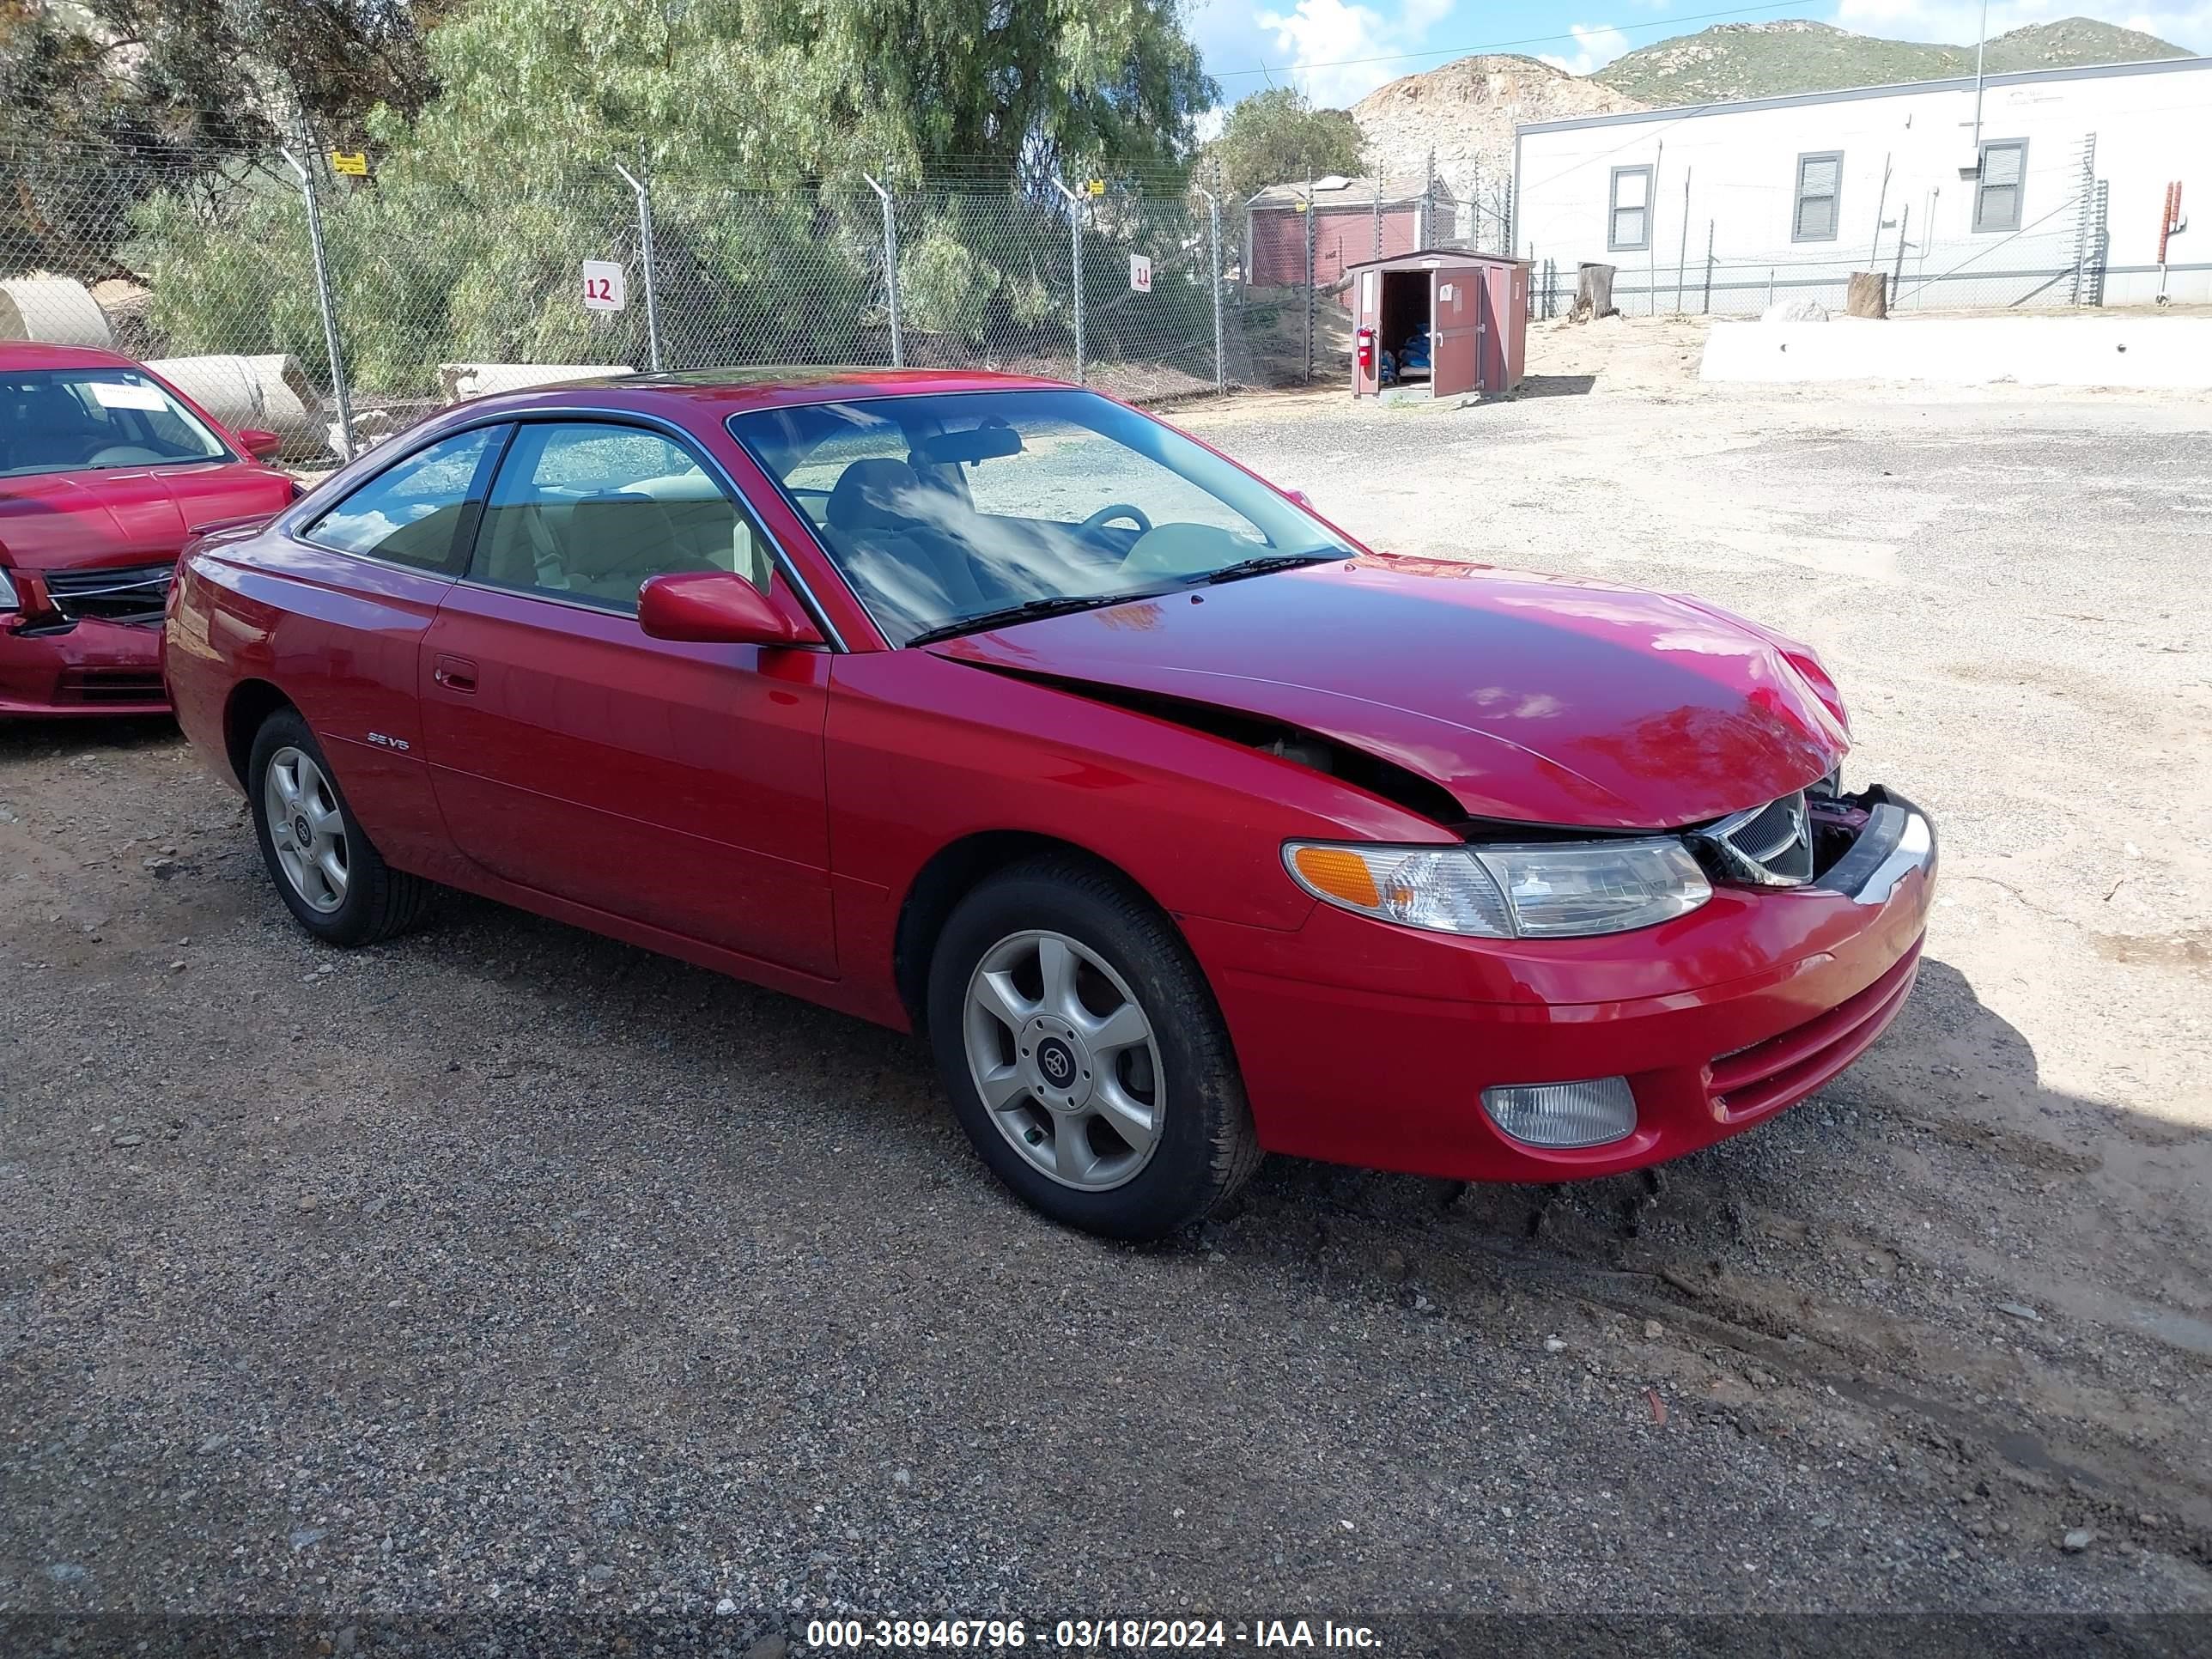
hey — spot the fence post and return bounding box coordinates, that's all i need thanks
[1197,186,1224,393]
[1674,167,1691,313]
[2070,134,2098,307]
[1703,221,1715,313]
[1892,203,1911,309]
[1304,169,1316,385]
[279,148,356,462]
[1051,178,1086,384]
[612,160,662,373]
[865,173,903,367]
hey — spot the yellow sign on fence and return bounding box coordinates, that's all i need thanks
[330,152,369,177]
[1086,179,1105,197]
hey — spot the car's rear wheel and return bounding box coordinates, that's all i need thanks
[927,854,1262,1239]
[247,708,431,946]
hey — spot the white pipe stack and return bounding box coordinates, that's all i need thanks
[147,354,325,459]
[438,363,634,403]
[0,276,118,349]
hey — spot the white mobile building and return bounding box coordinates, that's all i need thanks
[1512,54,2210,314]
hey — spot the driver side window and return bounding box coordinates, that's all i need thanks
[471,422,769,614]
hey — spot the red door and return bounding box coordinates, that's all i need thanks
[415,417,838,980]
[416,592,836,977]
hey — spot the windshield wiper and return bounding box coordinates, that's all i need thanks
[1187,551,1344,586]
[905,590,1174,647]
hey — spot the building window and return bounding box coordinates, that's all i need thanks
[1974,139,2027,233]
[1793,151,1842,242]
[1607,166,1652,252]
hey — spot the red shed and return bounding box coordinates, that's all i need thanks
[1244,176,1456,296]
[1348,248,1528,400]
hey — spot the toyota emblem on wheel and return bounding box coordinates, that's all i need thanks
[1038,1039,1074,1085]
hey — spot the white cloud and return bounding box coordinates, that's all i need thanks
[1539,22,1633,75]
[1255,0,1392,105]
[1249,0,1454,106]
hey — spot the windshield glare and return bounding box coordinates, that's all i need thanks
[0,368,231,479]
[727,389,1352,645]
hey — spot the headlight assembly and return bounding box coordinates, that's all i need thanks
[1284,836,1711,940]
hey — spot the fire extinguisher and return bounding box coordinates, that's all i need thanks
[1356,325,1375,378]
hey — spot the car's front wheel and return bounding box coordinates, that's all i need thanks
[247,708,432,946]
[927,855,1262,1239]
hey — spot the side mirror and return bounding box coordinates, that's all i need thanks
[638,570,820,647]
[235,428,283,460]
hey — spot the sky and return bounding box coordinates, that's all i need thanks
[1184,0,2212,112]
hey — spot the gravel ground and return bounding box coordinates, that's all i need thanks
[3,331,2209,1653]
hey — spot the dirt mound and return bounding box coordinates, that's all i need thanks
[1353,54,1647,201]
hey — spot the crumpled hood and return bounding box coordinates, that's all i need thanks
[0,462,293,572]
[928,555,1850,830]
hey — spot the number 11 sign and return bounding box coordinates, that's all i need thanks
[581,260,628,313]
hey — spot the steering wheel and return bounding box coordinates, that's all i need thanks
[1078,502,1152,540]
[87,445,165,467]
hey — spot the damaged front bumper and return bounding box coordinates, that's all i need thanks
[1181,782,1938,1184]
[1,610,171,717]
[1812,786,1938,907]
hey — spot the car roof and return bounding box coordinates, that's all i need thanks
[454,365,1079,422]
[0,340,143,373]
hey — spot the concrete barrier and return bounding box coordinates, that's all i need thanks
[1700,317,2212,389]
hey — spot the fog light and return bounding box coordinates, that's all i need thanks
[1480,1078,1637,1149]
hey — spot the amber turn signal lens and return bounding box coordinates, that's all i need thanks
[1289,845,1382,908]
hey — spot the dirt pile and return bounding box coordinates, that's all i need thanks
[1352,54,1647,200]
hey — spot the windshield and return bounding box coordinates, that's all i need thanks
[727,389,1355,645]
[0,368,231,479]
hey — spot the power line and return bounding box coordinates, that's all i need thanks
[1213,0,1802,82]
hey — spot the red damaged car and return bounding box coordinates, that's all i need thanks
[1,343,295,717]
[165,369,1935,1238]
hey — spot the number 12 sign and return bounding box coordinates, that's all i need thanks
[581,260,628,313]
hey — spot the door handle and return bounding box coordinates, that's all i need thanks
[433,654,478,695]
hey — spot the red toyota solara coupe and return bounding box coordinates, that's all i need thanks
[165,368,1936,1237]
[2,343,295,716]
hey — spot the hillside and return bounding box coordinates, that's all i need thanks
[1591,16,2189,107]
[1352,54,1645,198]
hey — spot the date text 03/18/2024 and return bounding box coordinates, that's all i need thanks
[802,1618,1381,1648]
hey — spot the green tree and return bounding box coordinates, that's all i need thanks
[406,0,1215,185]
[1,0,450,279]
[1206,87,1364,200]
[129,0,1223,397]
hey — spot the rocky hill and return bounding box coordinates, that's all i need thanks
[1346,16,2191,200]
[1591,16,2188,107]
[1351,54,1645,200]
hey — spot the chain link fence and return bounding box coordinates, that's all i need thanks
[3,131,2129,455]
[1,137,1261,465]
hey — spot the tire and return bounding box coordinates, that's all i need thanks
[246,707,433,946]
[927,854,1262,1240]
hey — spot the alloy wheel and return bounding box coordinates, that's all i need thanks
[264,746,349,915]
[963,929,1165,1192]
